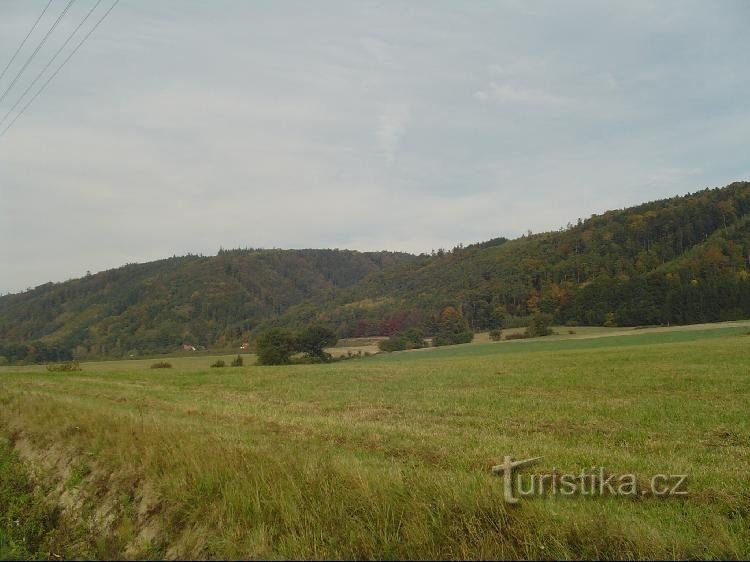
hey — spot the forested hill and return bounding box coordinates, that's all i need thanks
[271,182,750,337]
[2,182,749,363]
[0,249,415,362]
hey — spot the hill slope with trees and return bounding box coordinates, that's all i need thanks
[2,182,749,363]
[269,182,750,337]
[0,249,415,362]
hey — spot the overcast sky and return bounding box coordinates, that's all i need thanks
[1,0,748,293]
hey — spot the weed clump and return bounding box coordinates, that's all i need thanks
[231,355,244,367]
[211,360,226,368]
[150,361,172,369]
[0,441,59,558]
[46,360,81,372]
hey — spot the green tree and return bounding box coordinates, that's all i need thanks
[402,328,426,349]
[526,313,553,337]
[296,325,338,362]
[256,328,296,365]
[433,306,473,346]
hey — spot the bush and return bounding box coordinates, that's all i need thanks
[488,328,503,341]
[379,328,426,353]
[525,313,553,338]
[402,328,426,349]
[296,325,338,362]
[231,355,243,367]
[256,328,296,365]
[504,332,530,340]
[46,360,81,372]
[433,330,473,347]
[211,360,226,368]
[150,361,172,369]
[379,336,408,352]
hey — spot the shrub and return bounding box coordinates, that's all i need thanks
[504,332,530,340]
[211,360,226,368]
[402,328,426,349]
[379,328,427,353]
[230,355,243,367]
[256,328,296,365]
[603,312,618,328]
[433,330,473,347]
[296,325,338,362]
[46,360,81,372]
[150,361,172,369]
[525,313,553,338]
[488,328,503,341]
[379,336,408,352]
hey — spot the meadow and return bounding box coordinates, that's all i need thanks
[1,322,749,559]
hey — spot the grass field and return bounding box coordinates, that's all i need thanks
[1,322,749,559]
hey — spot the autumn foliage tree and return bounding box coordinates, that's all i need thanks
[432,306,473,346]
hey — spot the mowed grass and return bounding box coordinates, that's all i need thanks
[1,324,749,559]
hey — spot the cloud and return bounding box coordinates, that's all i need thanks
[360,36,389,64]
[646,167,703,189]
[376,103,410,167]
[473,82,567,106]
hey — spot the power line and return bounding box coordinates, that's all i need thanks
[0,0,120,139]
[0,0,77,106]
[0,0,54,85]
[0,0,105,129]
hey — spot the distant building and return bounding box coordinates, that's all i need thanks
[240,342,250,350]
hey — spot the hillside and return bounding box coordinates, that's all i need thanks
[269,182,750,336]
[2,182,749,363]
[0,249,415,362]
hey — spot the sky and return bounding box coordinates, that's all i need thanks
[1,0,749,293]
